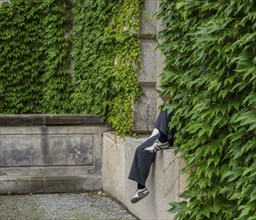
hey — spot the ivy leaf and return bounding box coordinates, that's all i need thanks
[169,201,187,213]
[235,110,256,128]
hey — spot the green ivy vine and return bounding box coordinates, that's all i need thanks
[39,0,73,113]
[0,0,73,113]
[157,0,256,219]
[0,0,143,135]
[72,0,143,135]
[0,0,44,113]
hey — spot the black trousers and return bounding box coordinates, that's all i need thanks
[128,111,174,186]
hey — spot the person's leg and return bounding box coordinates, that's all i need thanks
[154,110,173,136]
[158,131,168,143]
[144,110,174,153]
[128,134,159,186]
[128,134,159,203]
[128,111,175,202]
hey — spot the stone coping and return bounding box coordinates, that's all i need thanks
[0,114,103,126]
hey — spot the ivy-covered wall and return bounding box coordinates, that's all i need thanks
[71,0,142,135]
[0,0,73,114]
[0,0,143,135]
[158,0,256,219]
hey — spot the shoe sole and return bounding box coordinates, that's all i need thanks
[131,191,149,203]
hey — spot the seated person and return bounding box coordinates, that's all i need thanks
[128,110,175,203]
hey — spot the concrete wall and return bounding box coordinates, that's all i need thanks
[103,133,188,220]
[0,115,104,194]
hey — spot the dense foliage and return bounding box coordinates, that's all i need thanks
[0,0,73,113]
[0,0,142,134]
[72,0,142,134]
[157,0,256,219]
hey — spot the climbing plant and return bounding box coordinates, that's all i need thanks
[0,0,44,113]
[157,0,256,219]
[0,0,73,113]
[0,0,143,135]
[72,0,143,135]
[39,0,73,113]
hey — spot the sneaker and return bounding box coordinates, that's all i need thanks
[144,140,169,153]
[131,188,149,203]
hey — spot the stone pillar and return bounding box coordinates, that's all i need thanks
[155,0,167,111]
[134,0,164,132]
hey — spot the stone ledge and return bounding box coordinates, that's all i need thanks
[0,114,103,126]
[103,132,188,220]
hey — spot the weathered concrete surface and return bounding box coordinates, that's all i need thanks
[134,0,160,132]
[141,0,158,35]
[0,114,102,126]
[0,127,97,167]
[133,87,157,132]
[0,192,136,220]
[103,133,188,220]
[0,114,104,194]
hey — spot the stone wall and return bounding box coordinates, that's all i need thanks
[0,115,104,194]
[103,133,188,220]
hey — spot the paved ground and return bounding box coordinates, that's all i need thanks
[0,192,137,220]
